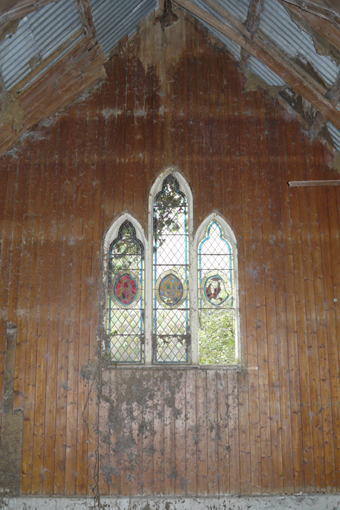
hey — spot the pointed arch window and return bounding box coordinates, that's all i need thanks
[153,174,190,363]
[197,219,237,364]
[104,171,239,365]
[107,220,145,363]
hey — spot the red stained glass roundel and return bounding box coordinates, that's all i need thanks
[113,273,138,306]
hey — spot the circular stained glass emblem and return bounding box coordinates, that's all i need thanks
[157,272,185,307]
[111,272,140,307]
[202,274,230,306]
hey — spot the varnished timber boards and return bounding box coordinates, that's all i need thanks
[0,9,339,497]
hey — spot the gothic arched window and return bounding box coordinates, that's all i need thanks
[104,171,239,365]
[106,218,145,363]
[196,218,238,364]
[153,174,190,363]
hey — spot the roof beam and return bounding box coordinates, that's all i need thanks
[239,0,265,70]
[245,0,265,34]
[76,0,97,39]
[0,0,56,26]
[310,71,340,136]
[175,0,340,132]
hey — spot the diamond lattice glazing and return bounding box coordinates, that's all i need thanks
[108,221,144,363]
[153,175,190,363]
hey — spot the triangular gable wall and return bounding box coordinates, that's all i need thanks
[0,9,339,499]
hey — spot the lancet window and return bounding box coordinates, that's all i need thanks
[104,170,239,365]
[107,220,144,363]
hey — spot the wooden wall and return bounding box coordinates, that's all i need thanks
[1,8,340,496]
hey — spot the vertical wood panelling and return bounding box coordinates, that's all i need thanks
[1,10,340,498]
[279,111,304,492]
[75,100,94,497]
[196,370,208,494]
[41,119,63,495]
[174,373,186,495]
[257,89,283,492]
[21,139,44,494]
[304,137,328,491]
[312,141,336,490]
[54,116,76,495]
[269,97,293,493]
[0,320,7,443]
[206,371,218,494]
[31,131,55,494]
[185,371,197,495]
[290,122,316,491]
[243,89,262,495]
[324,156,340,491]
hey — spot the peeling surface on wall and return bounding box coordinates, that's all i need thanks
[284,4,340,66]
[328,150,340,171]
[244,70,285,97]
[94,368,242,495]
[0,323,23,498]
[5,494,340,509]
[137,6,187,97]
[0,84,24,133]
[0,5,340,500]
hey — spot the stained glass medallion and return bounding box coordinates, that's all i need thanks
[202,274,232,306]
[110,272,140,307]
[156,271,186,307]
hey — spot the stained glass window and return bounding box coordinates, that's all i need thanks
[107,221,144,363]
[198,221,236,364]
[105,171,239,365]
[153,175,190,363]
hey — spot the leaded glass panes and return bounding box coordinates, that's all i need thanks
[198,221,236,364]
[107,221,144,363]
[153,175,190,363]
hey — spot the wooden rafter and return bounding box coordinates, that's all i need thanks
[310,71,340,136]
[175,0,340,131]
[239,0,265,70]
[76,0,97,39]
[0,0,56,26]
[245,0,265,34]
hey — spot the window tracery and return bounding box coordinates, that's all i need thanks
[104,170,239,365]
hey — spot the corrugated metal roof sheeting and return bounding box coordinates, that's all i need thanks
[20,34,84,93]
[190,0,249,28]
[260,0,340,87]
[248,55,286,86]
[188,0,246,59]
[90,0,158,56]
[0,0,83,90]
[194,15,241,60]
[327,122,340,152]
[207,0,251,23]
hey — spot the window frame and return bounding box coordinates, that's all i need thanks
[147,168,194,364]
[104,169,239,365]
[104,212,149,362]
[193,212,240,364]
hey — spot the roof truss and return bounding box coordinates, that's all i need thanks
[1,0,340,160]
